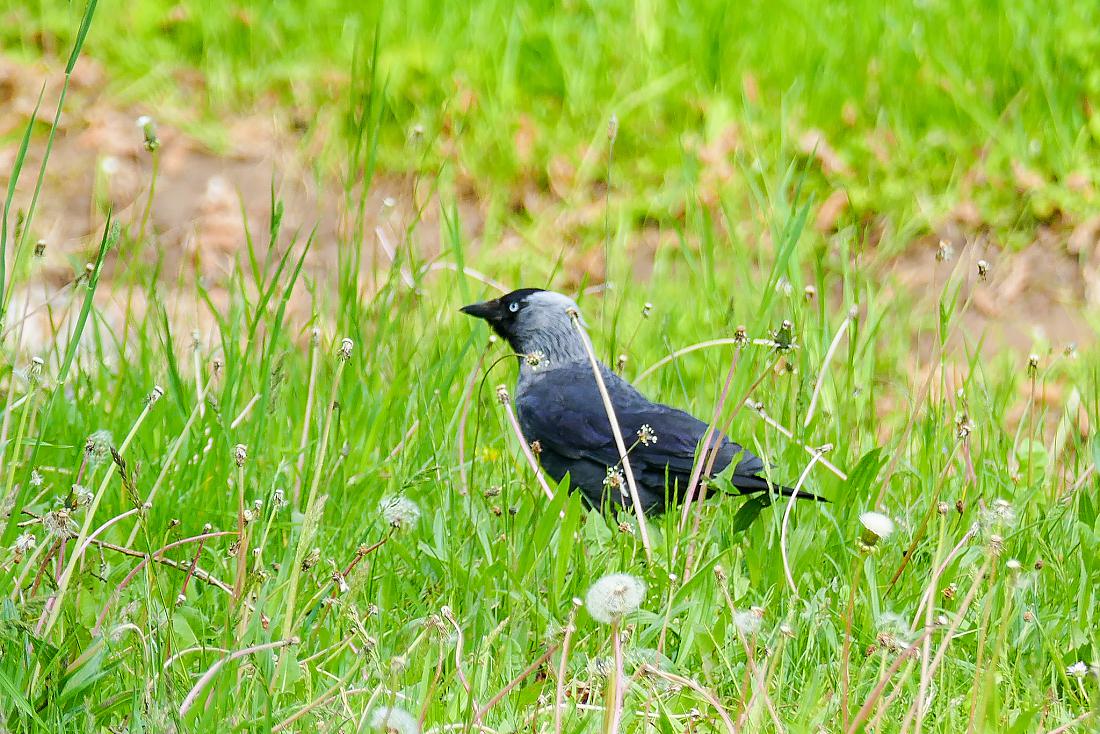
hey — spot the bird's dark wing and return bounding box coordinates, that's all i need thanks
[514,363,768,512]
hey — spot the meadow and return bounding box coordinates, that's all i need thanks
[0,0,1097,732]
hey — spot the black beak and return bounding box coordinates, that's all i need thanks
[460,300,500,321]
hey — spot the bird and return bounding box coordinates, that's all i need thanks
[461,288,826,514]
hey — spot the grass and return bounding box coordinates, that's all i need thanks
[4,0,1100,249]
[0,0,1098,732]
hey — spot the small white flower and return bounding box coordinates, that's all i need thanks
[338,338,354,361]
[636,424,657,446]
[233,444,247,467]
[585,573,646,624]
[524,350,547,369]
[272,488,288,510]
[1006,558,1022,572]
[379,495,421,531]
[1067,661,1088,678]
[603,467,625,492]
[30,470,43,487]
[369,706,419,734]
[859,511,895,549]
[135,115,153,128]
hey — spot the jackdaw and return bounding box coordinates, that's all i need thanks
[462,288,825,514]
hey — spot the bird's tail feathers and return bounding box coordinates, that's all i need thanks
[730,474,829,502]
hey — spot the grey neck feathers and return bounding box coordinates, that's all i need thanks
[512,320,588,376]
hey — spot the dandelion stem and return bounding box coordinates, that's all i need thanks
[568,310,653,563]
[554,605,581,734]
[780,447,826,597]
[678,345,741,535]
[744,399,848,480]
[474,641,560,724]
[605,620,626,734]
[137,148,159,244]
[125,395,205,546]
[804,307,855,428]
[278,348,347,673]
[179,637,297,718]
[497,387,556,502]
[639,665,737,734]
[293,330,321,507]
[845,627,936,734]
[840,553,864,730]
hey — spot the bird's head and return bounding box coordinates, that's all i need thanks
[461,288,587,361]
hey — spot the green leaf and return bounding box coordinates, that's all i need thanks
[730,495,770,534]
[846,447,886,498]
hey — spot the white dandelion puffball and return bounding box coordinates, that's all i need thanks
[859,512,895,542]
[585,573,646,624]
[369,706,419,734]
[379,495,421,530]
[733,610,761,635]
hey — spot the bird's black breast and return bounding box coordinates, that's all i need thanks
[514,362,763,513]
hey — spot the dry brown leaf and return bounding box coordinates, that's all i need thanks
[815,189,849,232]
[1011,160,1045,192]
[798,128,852,177]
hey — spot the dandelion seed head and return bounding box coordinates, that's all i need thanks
[733,610,761,635]
[10,532,36,562]
[980,498,1016,530]
[72,484,92,506]
[369,706,419,734]
[379,495,421,531]
[86,430,113,466]
[43,508,76,538]
[859,511,895,550]
[585,573,645,624]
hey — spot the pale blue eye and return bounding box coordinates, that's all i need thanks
[509,302,519,312]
